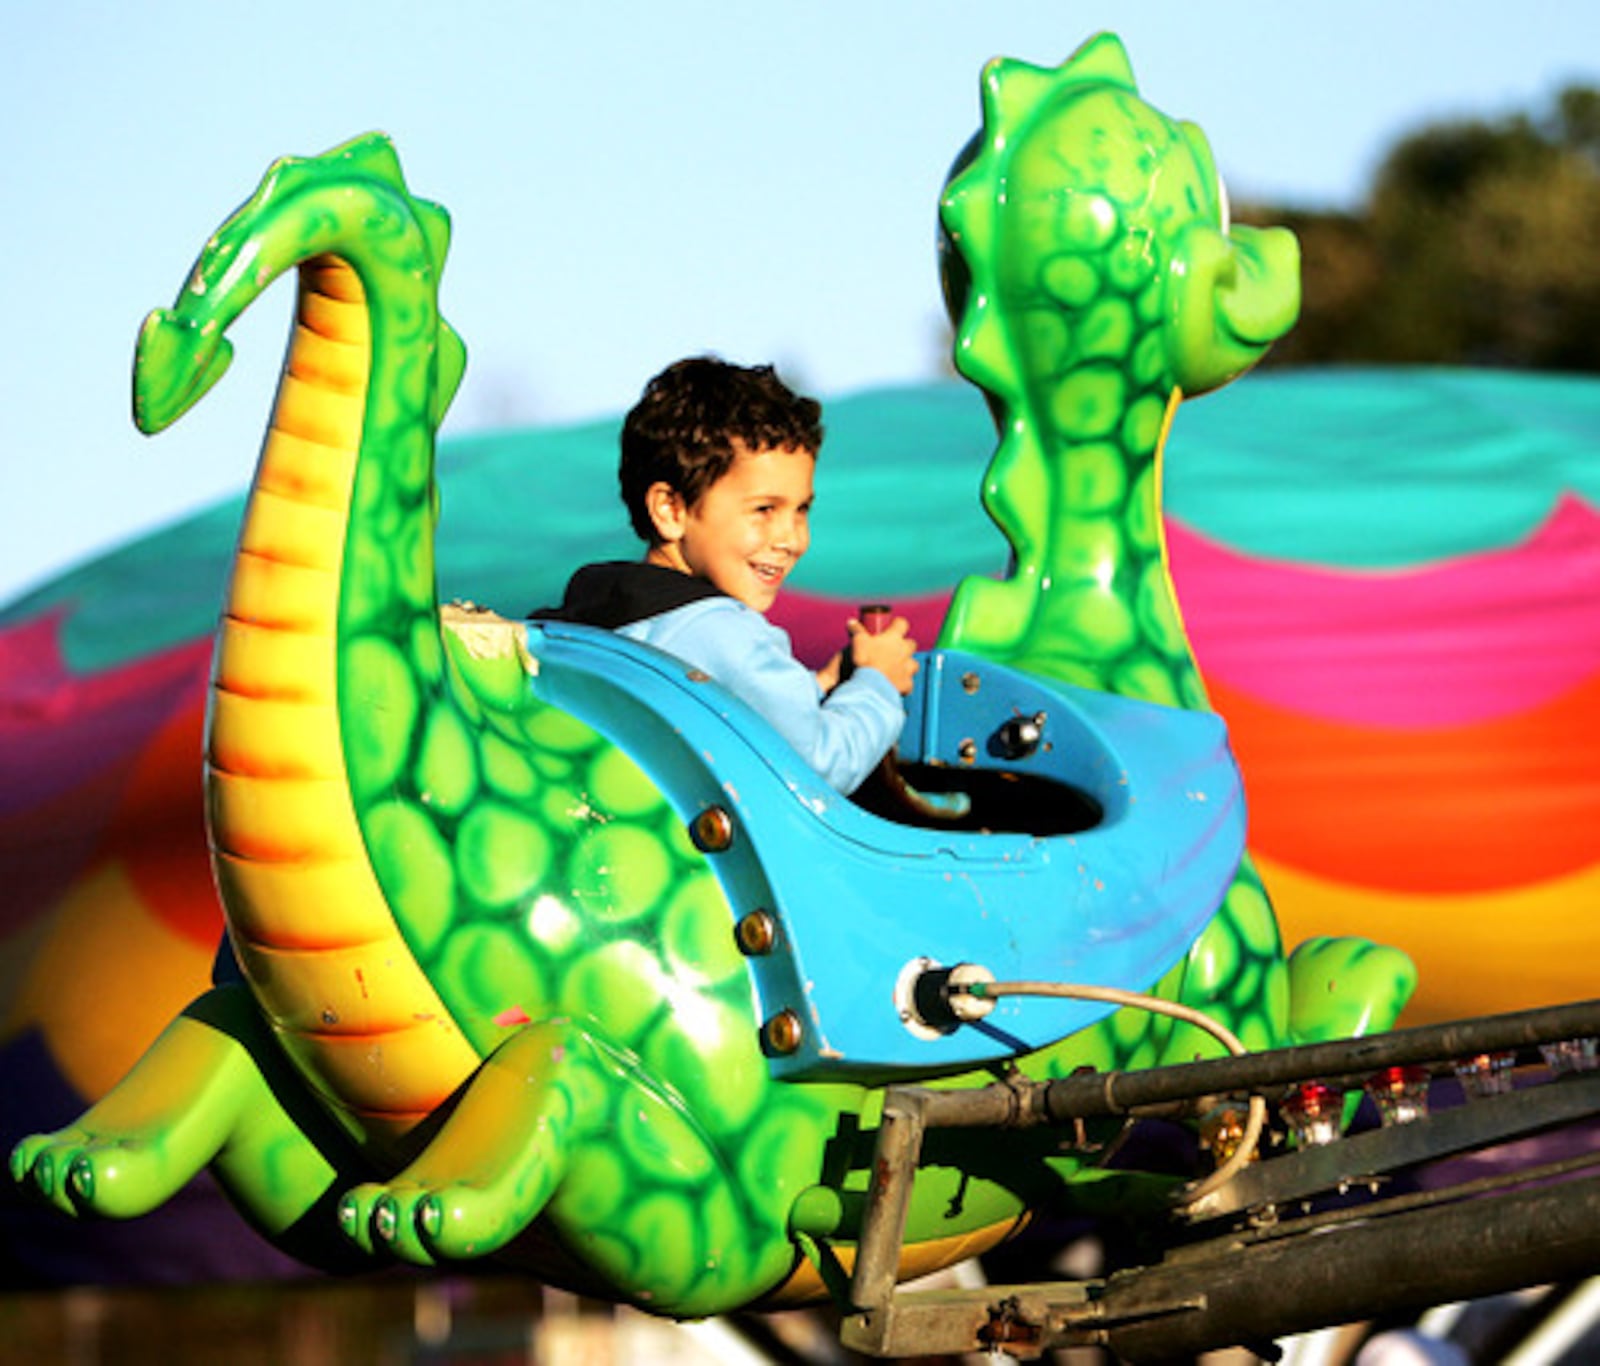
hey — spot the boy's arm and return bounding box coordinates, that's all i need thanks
[806,669,905,793]
[639,605,903,794]
[815,650,845,696]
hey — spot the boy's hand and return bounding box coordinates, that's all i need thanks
[815,651,844,695]
[848,616,919,695]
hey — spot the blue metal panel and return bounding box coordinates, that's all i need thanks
[527,623,1244,1081]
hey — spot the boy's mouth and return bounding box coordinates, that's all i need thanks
[751,562,786,588]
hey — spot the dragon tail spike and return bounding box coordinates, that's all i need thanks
[327,130,409,189]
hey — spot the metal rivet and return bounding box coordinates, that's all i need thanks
[763,1008,804,1055]
[686,668,712,683]
[736,909,778,956]
[961,671,981,695]
[690,805,734,852]
[958,738,977,764]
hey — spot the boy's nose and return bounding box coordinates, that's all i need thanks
[773,516,805,556]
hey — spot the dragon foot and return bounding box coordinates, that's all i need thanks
[10,1126,141,1219]
[10,984,364,1253]
[339,1018,584,1265]
[1287,935,1418,1046]
[11,987,275,1219]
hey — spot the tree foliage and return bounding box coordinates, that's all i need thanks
[1245,85,1600,371]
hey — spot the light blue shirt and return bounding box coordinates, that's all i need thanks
[620,598,905,794]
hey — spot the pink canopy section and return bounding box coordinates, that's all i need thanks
[1171,494,1600,730]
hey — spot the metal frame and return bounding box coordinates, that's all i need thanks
[839,998,1600,1360]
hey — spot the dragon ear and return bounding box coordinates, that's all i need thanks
[1060,31,1138,91]
[1165,223,1301,396]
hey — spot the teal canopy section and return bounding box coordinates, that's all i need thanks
[1166,367,1600,568]
[10,367,1600,674]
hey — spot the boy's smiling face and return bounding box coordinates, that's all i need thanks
[646,442,815,613]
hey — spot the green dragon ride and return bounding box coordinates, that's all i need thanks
[12,33,1413,1315]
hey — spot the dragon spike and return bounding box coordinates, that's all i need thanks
[1059,31,1138,91]
[980,34,1138,138]
[939,176,991,252]
[412,198,454,276]
[230,135,406,228]
[408,197,462,421]
[432,320,468,426]
[327,131,410,192]
[952,307,1012,396]
[980,58,1059,134]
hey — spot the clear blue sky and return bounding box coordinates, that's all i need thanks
[4,2,1596,604]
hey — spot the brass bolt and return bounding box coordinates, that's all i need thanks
[690,805,735,852]
[763,1008,804,1055]
[961,671,981,695]
[736,909,778,955]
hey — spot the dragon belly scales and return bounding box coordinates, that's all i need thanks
[12,35,1413,1315]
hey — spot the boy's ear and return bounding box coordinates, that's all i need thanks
[645,481,688,544]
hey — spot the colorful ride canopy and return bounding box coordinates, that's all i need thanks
[1162,367,1600,1028]
[3,363,1598,1283]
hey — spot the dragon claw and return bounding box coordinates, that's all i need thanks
[10,1136,98,1216]
[377,1190,440,1266]
[337,1185,381,1255]
[373,1195,400,1245]
[11,1142,40,1188]
[418,1194,443,1240]
[337,1184,440,1266]
[33,1150,58,1199]
[333,1178,519,1266]
[67,1154,94,1203]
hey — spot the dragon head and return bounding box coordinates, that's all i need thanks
[940,31,1300,402]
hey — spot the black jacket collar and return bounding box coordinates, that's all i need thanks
[530,561,726,629]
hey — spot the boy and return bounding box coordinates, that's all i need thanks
[536,356,918,794]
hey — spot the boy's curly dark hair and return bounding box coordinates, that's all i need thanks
[619,356,823,542]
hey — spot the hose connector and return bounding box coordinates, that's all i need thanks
[897,959,998,1036]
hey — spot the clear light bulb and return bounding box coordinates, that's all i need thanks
[1539,1037,1598,1076]
[1280,1081,1343,1148]
[1451,1051,1516,1100]
[1365,1065,1430,1126]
